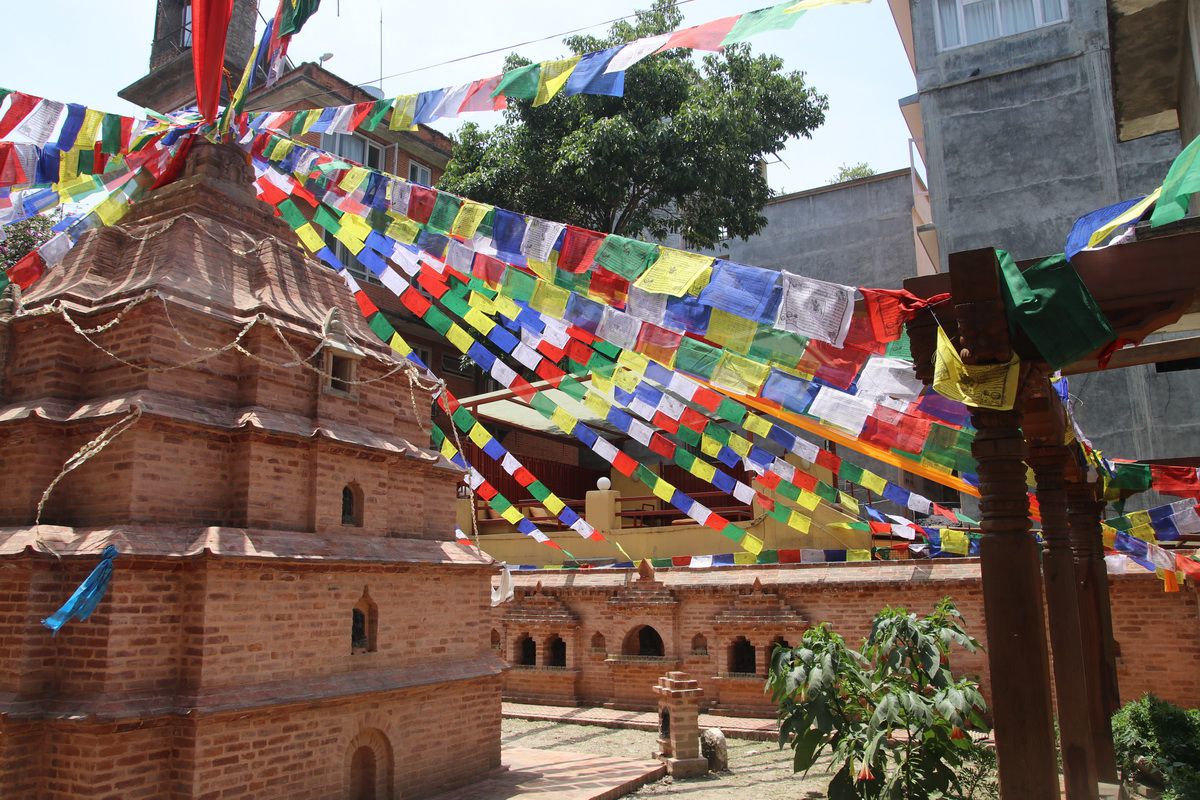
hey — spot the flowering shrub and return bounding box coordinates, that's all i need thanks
[767,598,995,799]
[0,214,55,272]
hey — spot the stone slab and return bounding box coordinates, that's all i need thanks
[502,702,779,742]
[429,747,666,800]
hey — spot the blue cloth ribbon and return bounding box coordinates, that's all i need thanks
[43,545,119,634]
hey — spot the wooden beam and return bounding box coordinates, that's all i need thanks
[1061,334,1200,374]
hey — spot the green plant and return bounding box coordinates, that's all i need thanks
[829,162,877,184]
[1112,694,1200,799]
[0,213,56,271]
[767,598,994,799]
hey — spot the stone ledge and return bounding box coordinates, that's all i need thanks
[0,525,495,566]
[1,655,505,723]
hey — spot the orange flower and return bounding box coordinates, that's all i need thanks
[856,764,875,782]
[950,726,967,740]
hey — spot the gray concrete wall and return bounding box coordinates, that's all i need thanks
[909,0,1200,474]
[661,169,918,289]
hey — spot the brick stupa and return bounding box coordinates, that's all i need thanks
[0,142,502,798]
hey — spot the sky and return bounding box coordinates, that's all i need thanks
[0,0,917,193]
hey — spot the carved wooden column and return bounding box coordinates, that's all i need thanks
[950,249,1060,800]
[1026,389,1100,800]
[1068,481,1120,782]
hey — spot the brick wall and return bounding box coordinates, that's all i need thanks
[492,569,1200,714]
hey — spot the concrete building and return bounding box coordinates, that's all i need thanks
[0,142,501,799]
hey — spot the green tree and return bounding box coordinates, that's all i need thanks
[0,214,55,272]
[767,598,994,799]
[829,161,876,184]
[438,0,828,249]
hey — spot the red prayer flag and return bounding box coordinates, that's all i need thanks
[191,0,235,121]
[612,451,638,477]
[558,226,606,273]
[0,142,27,187]
[355,292,379,317]
[587,267,629,307]
[651,411,681,435]
[400,288,432,316]
[0,93,41,139]
[1150,465,1200,499]
[6,250,45,290]
[408,185,437,223]
[662,15,740,51]
[647,433,675,459]
[512,467,535,486]
[815,450,840,472]
[859,288,949,344]
[778,549,802,564]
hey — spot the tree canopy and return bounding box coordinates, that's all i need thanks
[829,161,877,184]
[438,0,828,250]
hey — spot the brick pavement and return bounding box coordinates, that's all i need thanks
[427,747,666,800]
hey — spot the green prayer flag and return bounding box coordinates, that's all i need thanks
[593,235,660,281]
[101,114,124,156]
[722,3,806,44]
[424,306,452,335]
[441,293,470,317]
[530,393,557,417]
[675,337,721,378]
[776,482,801,501]
[593,340,620,359]
[885,328,913,360]
[706,426,731,445]
[749,327,807,366]
[528,481,552,502]
[815,482,838,504]
[675,426,701,447]
[839,461,865,484]
[280,0,321,36]
[277,199,307,230]
[290,112,309,137]
[651,557,673,568]
[756,550,780,564]
[715,398,747,425]
[1109,463,1151,492]
[451,406,475,431]
[558,376,589,401]
[362,98,393,132]
[997,249,1114,369]
[368,312,395,341]
[633,463,659,487]
[426,192,463,233]
[492,63,542,100]
[1150,133,1200,227]
[492,495,513,513]
[674,449,697,470]
[314,204,342,233]
[501,268,537,303]
[719,523,744,542]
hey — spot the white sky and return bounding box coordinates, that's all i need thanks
[0,0,916,193]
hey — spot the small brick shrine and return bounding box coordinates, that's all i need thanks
[0,142,501,799]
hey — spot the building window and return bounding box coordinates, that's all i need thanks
[329,353,355,393]
[491,629,502,651]
[351,589,378,654]
[342,483,363,527]
[590,632,606,653]
[515,633,536,665]
[622,625,664,657]
[935,0,1066,49]
[546,634,567,667]
[181,2,193,47]
[691,634,709,656]
[441,353,474,378]
[729,636,756,675]
[409,161,432,186]
[322,133,382,171]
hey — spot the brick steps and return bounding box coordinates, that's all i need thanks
[503,701,779,742]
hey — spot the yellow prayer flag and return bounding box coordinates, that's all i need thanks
[590,372,613,393]
[468,423,492,448]
[838,491,860,516]
[333,227,366,255]
[530,281,570,319]
[339,167,369,193]
[652,477,676,502]
[543,495,566,515]
[300,108,323,135]
[269,138,294,161]
[76,109,104,150]
[1128,523,1156,543]
[728,433,752,457]
[389,95,419,130]
[584,392,611,418]
[787,511,812,534]
[1126,510,1151,527]
[386,216,421,244]
[464,308,496,335]
[740,532,764,555]
[933,326,1019,411]
[940,528,970,555]
[501,506,525,524]
[743,414,773,438]
[711,351,771,395]
[440,440,458,460]
[338,212,373,240]
[533,56,582,107]
[446,324,474,354]
[846,548,872,562]
[860,471,888,495]
[734,552,758,565]
[528,258,555,282]
[551,407,577,434]
[295,223,326,253]
[798,490,821,511]
[58,150,80,183]
[1101,526,1117,548]
[692,460,717,483]
[632,248,715,297]
[706,308,757,353]
[494,294,522,321]
[613,367,640,393]
[93,195,130,227]
[700,435,723,458]
[468,291,496,315]
[450,200,492,239]
[389,332,413,356]
[617,349,650,375]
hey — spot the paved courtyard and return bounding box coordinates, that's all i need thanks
[501,717,839,800]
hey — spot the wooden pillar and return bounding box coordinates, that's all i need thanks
[1068,481,1121,782]
[950,249,1060,800]
[1026,387,1100,799]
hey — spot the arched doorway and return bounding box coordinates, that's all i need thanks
[346,729,393,799]
[622,625,665,657]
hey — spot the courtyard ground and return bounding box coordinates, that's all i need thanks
[501,717,839,800]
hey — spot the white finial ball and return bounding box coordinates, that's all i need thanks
[597,477,612,491]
